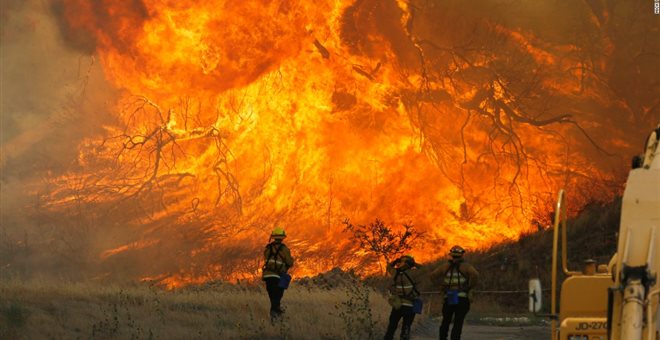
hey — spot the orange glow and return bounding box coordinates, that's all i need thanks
[494,25,556,66]
[100,240,159,260]
[48,0,626,286]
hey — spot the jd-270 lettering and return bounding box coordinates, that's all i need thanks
[575,322,607,330]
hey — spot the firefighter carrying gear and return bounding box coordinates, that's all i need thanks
[431,246,479,340]
[385,256,422,340]
[262,229,294,320]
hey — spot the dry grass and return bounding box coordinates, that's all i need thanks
[0,278,429,339]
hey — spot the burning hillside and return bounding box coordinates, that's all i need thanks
[1,0,658,287]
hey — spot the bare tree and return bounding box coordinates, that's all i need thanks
[343,218,424,274]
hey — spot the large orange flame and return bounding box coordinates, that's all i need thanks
[44,0,637,286]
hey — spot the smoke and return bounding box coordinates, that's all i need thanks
[1,0,117,279]
[49,0,149,54]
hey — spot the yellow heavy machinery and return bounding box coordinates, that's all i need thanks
[531,124,660,340]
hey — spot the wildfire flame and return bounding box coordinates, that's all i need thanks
[12,0,656,287]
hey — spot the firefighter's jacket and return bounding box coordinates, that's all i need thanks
[431,259,479,300]
[262,241,294,279]
[387,262,421,307]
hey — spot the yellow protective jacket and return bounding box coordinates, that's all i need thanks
[387,262,421,307]
[262,241,294,279]
[431,259,479,300]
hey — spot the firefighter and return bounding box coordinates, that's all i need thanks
[262,226,294,320]
[384,254,421,340]
[431,245,479,340]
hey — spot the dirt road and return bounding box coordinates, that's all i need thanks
[413,319,550,339]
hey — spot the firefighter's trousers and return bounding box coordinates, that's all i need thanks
[384,305,415,340]
[264,277,284,318]
[439,296,470,340]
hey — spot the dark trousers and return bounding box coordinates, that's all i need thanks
[264,277,284,317]
[384,305,415,340]
[439,297,470,340]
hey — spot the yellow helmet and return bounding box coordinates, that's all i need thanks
[271,226,286,238]
[403,254,415,262]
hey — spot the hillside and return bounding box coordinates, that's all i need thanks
[420,197,621,314]
[468,197,621,312]
[361,197,622,314]
[0,199,621,338]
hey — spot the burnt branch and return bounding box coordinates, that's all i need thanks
[393,3,617,225]
[87,96,243,214]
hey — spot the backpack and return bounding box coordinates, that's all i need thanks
[445,261,469,292]
[263,243,286,273]
[392,268,420,300]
